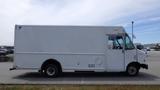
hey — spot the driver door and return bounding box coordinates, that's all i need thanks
[106,35,125,71]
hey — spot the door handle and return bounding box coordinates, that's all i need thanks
[122,49,125,53]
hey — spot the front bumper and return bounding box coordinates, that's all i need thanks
[140,64,148,69]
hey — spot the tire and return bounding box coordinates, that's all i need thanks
[44,64,59,77]
[126,65,139,76]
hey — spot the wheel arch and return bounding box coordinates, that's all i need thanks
[41,58,62,72]
[126,62,140,70]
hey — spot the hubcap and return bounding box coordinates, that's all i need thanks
[128,66,137,75]
[46,66,56,76]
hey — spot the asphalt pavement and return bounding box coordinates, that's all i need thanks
[0,51,160,85]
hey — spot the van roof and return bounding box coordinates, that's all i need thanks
[15,25,126,35]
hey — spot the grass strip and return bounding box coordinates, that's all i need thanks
[0,85,160,90]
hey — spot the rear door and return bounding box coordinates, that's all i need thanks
[106,35,125,71]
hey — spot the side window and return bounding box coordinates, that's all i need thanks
[108,35,124,50]
[108,38,114,49]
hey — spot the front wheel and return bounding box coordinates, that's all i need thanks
[44,64,59,77]
[126,65,139,76]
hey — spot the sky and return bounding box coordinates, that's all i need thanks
[0,0,160,45]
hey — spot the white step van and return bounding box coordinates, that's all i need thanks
[10,25,148,77]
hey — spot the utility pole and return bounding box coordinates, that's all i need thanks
[132,21,134,42]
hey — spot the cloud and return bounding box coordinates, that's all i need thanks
[0,0,160,45]
[17,0,128,25]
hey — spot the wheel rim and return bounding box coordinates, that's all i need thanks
[128,66,137,75]
[46,66,56,76]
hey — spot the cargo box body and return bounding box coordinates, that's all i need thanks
[12,25,147,76]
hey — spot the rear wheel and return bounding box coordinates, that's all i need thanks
[126,65,139,76]
[44,64,59,77]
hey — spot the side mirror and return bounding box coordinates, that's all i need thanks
[136,45,144,50]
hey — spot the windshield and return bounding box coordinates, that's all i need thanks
[125,34,135,50]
